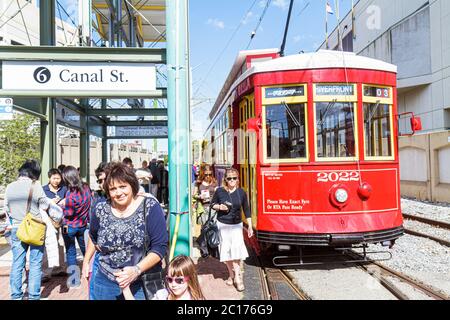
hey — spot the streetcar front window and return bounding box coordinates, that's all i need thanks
[315,102,356,159]
[363,103,393,158]
[265,103,307,159]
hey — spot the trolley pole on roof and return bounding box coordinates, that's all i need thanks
[280,0,294,57]
[166,0,191,258]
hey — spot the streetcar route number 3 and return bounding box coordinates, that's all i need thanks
[317,171,359,182]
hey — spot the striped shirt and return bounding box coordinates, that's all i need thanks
[63,186,92,228]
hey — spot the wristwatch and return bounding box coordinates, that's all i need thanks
[134,265,142,276]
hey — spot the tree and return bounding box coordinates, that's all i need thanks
[0,113,40,187]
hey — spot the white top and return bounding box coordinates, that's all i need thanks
[209,50,397,124]
[248,50,397,75]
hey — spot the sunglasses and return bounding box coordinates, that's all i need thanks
[165,276,189,284]
[204,173,212,177]
[226,177,238,181]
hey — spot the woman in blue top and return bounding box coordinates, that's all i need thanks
[88,162,168,300]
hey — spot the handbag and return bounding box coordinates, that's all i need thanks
[16,182,47,246]
[201,205,220,249]
[140,197,166,300]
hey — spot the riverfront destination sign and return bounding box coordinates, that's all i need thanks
[2,61,156,92]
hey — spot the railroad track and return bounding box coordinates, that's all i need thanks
[403,213,450,230]
[403,213,450,247]
[258,265,310,300]
[348,251,449,300]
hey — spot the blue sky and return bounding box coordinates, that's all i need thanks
[189,0,353,137]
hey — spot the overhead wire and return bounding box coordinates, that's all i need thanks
[193,0,259,99]
[245,0,272,50]
[0,0,30,29]
[16,0,32,45]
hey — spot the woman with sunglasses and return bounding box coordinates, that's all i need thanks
[211,168,253,292]
[192,165,218,225]
[153,255,205,300]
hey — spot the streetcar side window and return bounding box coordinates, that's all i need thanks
[315,102,356,158]
[362,85,394,160]
[265,103,307,159]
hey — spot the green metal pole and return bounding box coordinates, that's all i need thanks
[80,113,90,184]
[166,0,191,258]
[40,98,56,184]
[39,1,56,182]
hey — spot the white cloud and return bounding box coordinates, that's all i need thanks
[206,18,225,29]
[258,0,267,8]
[272,0,289,10]
[293,35,302,43]
[242,11,253,25]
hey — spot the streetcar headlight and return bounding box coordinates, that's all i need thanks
[335,188,348,203]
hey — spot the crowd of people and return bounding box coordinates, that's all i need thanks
[2,158,253,300]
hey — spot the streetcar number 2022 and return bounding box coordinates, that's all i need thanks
[317,171,359,182]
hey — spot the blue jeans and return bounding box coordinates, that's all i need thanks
[10,228,44,300]
[89,253,99,300]
[91,268,145,300]
[62,225,87,267]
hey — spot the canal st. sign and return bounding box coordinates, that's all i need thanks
[2,61,156,93]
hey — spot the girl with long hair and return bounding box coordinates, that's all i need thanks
[153,255,205,300]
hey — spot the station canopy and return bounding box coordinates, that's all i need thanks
[92,0,166,43]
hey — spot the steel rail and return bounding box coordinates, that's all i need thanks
[349,251,449,300]
[404,228,450,248]
[261,267,310,300]
[403,213,450,230]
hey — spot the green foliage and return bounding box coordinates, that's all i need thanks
[0,113,40,187]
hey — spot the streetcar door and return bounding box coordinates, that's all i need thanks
[239,94,257,226]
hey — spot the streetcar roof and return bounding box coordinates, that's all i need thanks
[250,50,397,74]
[208,49,397,126]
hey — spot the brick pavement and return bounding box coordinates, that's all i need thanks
[0,240,243,300]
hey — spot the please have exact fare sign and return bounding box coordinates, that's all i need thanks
[2,61,156,92]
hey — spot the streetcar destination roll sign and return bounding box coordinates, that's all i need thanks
[2,61,156,93]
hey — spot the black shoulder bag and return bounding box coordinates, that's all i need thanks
[140,197,166,300]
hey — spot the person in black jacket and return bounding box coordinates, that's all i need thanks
[211,168,253,292]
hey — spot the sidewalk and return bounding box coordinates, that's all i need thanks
[0,235,243,300]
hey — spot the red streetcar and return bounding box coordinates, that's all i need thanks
[203,49,421,264]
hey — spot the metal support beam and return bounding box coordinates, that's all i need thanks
[106,135,168,140]
[106,120,167,126]
[40,98,56,183]
[0,46,166,63]
[39,0,56,183]
[167,0,191,258]
[40,0,55,46]
[88,108,167,117]
[102,126,108,162]
[115,0,123,46]
[80,114,90,184]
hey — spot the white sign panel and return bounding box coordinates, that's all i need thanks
[115,126,168,137]
[2,61,156,92]
[0,97,14,120]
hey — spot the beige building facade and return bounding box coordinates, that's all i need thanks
[320,0,450,202]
